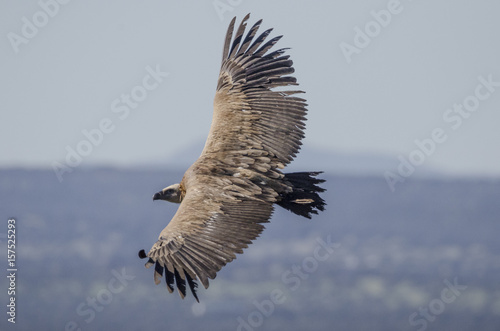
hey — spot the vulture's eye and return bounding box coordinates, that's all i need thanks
[165,189,173,194]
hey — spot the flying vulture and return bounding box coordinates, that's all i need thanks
[139,14,326,302]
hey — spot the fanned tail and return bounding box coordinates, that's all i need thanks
[277,172,326,219]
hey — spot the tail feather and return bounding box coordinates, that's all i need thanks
[277,171,326,218]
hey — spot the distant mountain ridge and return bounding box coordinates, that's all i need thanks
[139,141,437,177]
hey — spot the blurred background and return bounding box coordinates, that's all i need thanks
[1,0,500,330]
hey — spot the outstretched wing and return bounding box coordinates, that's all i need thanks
[141,174,276,301]
[202,13,308,170]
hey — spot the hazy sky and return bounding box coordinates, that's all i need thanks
[2,0,499,177]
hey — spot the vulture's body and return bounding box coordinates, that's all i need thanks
[139,14,326,302]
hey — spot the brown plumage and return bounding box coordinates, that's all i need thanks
[139,14,326,302]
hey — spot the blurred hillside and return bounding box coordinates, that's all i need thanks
[0,168,499,330]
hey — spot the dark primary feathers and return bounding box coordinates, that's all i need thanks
[140,14,325,302]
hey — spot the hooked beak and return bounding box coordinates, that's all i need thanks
[153,191,163,201]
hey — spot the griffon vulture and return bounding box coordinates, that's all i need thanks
[139,14,326,302]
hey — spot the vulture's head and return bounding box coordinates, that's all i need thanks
[153,184,182,203]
